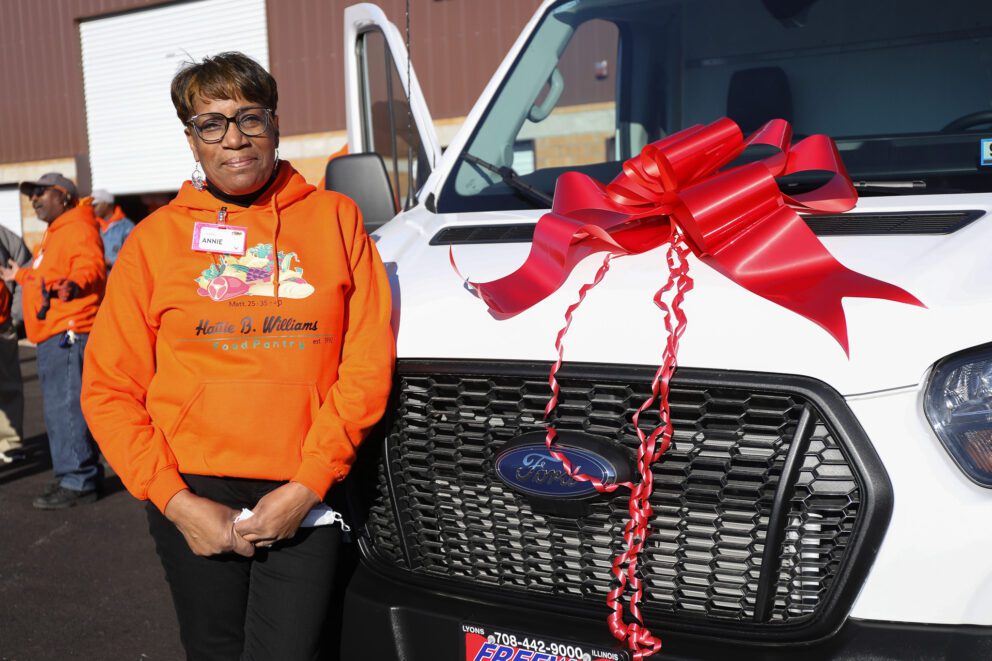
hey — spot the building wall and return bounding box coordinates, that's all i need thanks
[0,0,537,235]
[0,0,537,166]
[0,0,156,165]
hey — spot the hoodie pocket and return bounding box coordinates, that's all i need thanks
[168,381,319,477]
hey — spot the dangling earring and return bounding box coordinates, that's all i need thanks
[192,162,205,191]
[272,148,280,176]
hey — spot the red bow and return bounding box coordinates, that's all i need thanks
[466,118,924,354]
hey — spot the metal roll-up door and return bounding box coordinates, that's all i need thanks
[79,0,270,195]
[0,185,23,237]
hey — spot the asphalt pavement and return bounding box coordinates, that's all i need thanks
[0,345,184,660]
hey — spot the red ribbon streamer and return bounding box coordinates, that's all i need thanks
[542,233,693,659]
[453,118,925,658]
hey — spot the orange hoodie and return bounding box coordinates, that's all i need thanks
[14,204,106,343]
[81,163,395,511]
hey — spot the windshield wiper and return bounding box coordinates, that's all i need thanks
[461,152,554,207]
[853,180,927,193]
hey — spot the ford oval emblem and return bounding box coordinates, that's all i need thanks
[494,431,633,500]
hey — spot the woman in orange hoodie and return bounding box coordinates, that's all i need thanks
[80,52,394,660]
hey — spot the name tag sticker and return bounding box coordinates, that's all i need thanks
[981,138,992,166]
[191,222,247,256]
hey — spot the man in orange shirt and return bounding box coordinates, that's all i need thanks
[0,173,106,509]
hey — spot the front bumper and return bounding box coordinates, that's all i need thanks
[340,562,992,660]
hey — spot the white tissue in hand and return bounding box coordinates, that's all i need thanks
[233,504,349,530]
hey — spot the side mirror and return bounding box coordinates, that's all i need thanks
[324,153,399,231]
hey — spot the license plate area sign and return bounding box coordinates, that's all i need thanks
[463,623,629,661]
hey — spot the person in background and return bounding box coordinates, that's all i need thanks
[91,188,134,271]
[0,225,32,464]
[80,52,394,660]
[0,173,106,508]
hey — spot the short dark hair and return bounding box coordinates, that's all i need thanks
[170,52,278,124]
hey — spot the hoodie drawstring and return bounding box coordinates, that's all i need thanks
[270,193,281,303]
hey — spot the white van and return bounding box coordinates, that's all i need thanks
[331,1,992,658]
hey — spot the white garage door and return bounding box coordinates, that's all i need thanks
[80,0,269,194]
[0,185,22,237]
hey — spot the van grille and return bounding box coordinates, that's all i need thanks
[361,361,889,640]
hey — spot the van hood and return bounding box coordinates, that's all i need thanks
[375,193,992,396]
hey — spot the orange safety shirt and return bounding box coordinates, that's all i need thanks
[81,163,395,512]
[14,204,106,343]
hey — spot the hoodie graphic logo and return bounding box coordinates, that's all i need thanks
[195,243,315,301]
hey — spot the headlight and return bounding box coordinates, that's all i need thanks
[924,345,992,487]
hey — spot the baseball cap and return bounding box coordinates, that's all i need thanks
[19,172,78,198]
[91,189,114,205]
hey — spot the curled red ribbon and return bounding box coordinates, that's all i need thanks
[465,117,923,354]
[540,237,693,659]
[453,118,925,658]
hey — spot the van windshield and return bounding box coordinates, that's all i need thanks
[439,0,992,212]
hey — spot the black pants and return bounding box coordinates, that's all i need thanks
[146,474,342,661]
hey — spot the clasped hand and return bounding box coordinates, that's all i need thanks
[0,259,19,283]
[54,278,80,302]
[164,482,320,557]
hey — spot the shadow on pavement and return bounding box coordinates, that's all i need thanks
[0,345,185,660]
[0,433,51,487]
[100,474,126,497]
[0,439,126,500]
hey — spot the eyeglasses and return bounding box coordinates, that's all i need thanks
[187,107,273,143]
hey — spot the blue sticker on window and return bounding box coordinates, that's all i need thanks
[981,138,992,166]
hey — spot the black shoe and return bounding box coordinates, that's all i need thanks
[0,449,26,464]
[33,486,98,510]
[43,479,61,497]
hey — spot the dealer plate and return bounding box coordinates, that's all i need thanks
[462,623,630,661]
